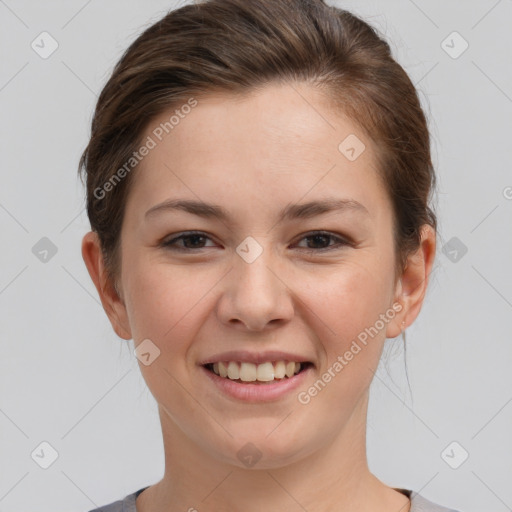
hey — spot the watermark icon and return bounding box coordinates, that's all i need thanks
[237,442,262,468]
[236,236,264,263]
[338,134,366,161]
[93,97,198,200]
[441,441,469,469]
[441,31,469,59]
[297,302,403,405]
[134,338,161,366]
[31,441,59,469]
[32,237,58,263]
[442,236,468,263]
[31,31,59,59]
[503,186,512,200]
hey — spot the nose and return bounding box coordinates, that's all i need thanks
[216,245,295,332]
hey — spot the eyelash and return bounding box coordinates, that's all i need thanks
[161,230,352,254]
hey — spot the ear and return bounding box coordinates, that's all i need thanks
[81,231,132,340]
[386,224,436,339]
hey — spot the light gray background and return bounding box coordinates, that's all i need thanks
[1,1,511,511]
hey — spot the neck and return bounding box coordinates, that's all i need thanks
[137,392,409,512]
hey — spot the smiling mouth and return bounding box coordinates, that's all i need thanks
[203,361,313,383]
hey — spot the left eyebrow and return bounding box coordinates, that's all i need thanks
[144,197,370,223]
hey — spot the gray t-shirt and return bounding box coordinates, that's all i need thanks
[87,487,462,512]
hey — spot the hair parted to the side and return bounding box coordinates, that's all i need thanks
[78,0,437,296]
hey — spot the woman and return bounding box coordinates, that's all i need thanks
[79,0,460,510]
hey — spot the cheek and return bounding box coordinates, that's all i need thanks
[294,263,394,418]
[308,259,393,331]
[300,257,395,380]
[122,261,214,406]
[123,256,215,343]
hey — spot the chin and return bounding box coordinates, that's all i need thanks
[210,429,315,471]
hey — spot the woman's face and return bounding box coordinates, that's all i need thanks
[111,82,406,468]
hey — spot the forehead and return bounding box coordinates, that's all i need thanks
[125,82,389,224]
[144,83,364,166]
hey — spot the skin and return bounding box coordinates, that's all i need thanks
[82,81,436,512]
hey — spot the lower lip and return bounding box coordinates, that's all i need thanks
[200,365,313,403]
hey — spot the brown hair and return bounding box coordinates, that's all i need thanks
[79,0,437,292]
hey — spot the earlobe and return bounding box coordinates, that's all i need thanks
[81,231,132,340]
[385,225,437,339]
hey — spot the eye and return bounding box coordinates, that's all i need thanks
[161,230,351,253]
[293,231,352,253]
[161,231,217,251]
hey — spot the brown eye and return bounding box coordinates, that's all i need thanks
[295,231,351,253]
[162,232,216,251]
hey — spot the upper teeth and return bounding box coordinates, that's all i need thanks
[211,361,302,382]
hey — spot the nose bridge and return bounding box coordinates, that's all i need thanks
[237,241,276,290]
[235,235,281,300]
[218,235,294,330]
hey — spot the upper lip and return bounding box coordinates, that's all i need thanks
[199,350,314,366]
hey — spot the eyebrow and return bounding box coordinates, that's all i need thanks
[144,197,369,223]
